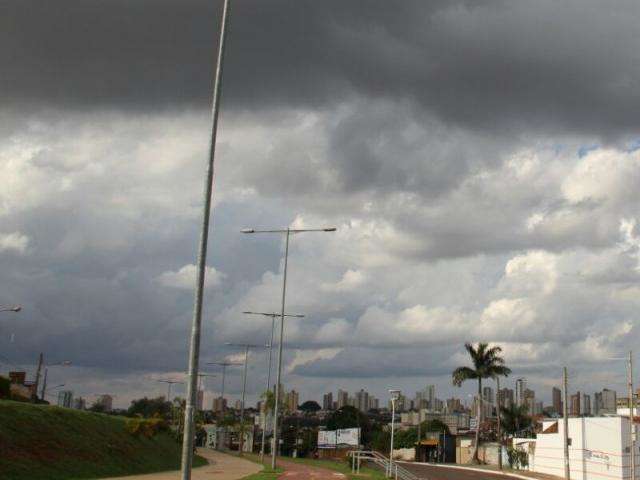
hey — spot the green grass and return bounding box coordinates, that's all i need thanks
[0,400,207,480]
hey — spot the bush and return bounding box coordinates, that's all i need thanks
[506,447,528,469]
[0,377,10,399]
[125,418,169,438]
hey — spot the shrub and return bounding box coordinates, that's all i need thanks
[125,418,169,438]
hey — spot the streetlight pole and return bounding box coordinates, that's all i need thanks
[242,226,336,469]
[40,361,71,401]
[225,342,268,455]
[181,0,232,476]
[388,390,400,478]
[243,311,305,462]
[207,361,241,415]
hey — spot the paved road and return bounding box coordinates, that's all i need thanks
[276,459,348,480]
[102,448,262,480]
[402,464,511,480]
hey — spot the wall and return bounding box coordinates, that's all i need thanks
[532,416,639,480]
[393,448,416,461]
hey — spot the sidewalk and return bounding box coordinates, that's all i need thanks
[102,448,262,480]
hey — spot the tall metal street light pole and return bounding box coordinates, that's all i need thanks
[40,361,72,400]
[158,379,184,426]
[388,390,400,478]
[243,311,304,462]
[0,305,21,313]
[181,0,233,476]
[158,379,184,403]
[206,361,242,415]
[225,342,269,455]
[241,226,336,469]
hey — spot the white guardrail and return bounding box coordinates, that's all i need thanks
[349,450,421,480]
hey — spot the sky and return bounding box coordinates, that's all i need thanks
[2,0,640,409]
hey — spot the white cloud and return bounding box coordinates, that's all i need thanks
[156,264,225,290]
[0,231,29,254]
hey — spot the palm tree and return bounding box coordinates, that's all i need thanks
[452,343,511,463]
[500,403,531,436]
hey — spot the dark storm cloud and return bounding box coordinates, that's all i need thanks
[3,0,640,137]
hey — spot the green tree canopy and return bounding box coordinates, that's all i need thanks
[500,403,532,435]
[127,396,171,418]
[299,400,321,414]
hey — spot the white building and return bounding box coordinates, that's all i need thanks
[531,416,639,480]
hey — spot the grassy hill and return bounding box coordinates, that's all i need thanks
[0,400,206,480]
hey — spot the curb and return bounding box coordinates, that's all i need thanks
[397,461,535,480]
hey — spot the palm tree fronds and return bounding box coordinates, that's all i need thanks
[452,366,478,386]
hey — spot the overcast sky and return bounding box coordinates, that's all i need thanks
[2,0,640,409]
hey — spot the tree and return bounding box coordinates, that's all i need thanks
[127,396,171,419]
[299,400,321,415]
[326,406,373,445]
[500,403,531,436]
[420,419,450,435]
[452,342,511,463]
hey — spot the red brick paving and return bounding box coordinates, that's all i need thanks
[276,459,347,480]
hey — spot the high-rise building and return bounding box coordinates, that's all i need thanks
[482,386,495,418]
[337,390,349,409]
[97,394,113,412]
[581,393,591,416]
[446,397,463,413]
[57,390,73,408]
[369,396,379,410]
[515,378,527,406]
[523,388,536,414]
[212,396,227,413]
[533,401,544,416]
[552,387,562,414]
[196,390,204,411]
[323,392,333,410]
[425,385,436,409]
[355,389,370,412]
[285,390,299,412]
[602,389,617,414]
[498,388,514,409]
[570,392,581,416]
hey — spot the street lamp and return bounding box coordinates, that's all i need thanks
[157,379,184,402]
[388,389,401,478]
[243,310,304,462]
[41,361,72,400]
[0,305,21,313]
[206,361,242,416]
[225,342,269,455]
[242,226,336,469]
[181,0,232,476]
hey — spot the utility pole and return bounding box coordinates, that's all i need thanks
[629,351,635,480]
[563,367,570,480]
[34,353,43,400]
[497,376,502,470]
[41,367,48,400]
